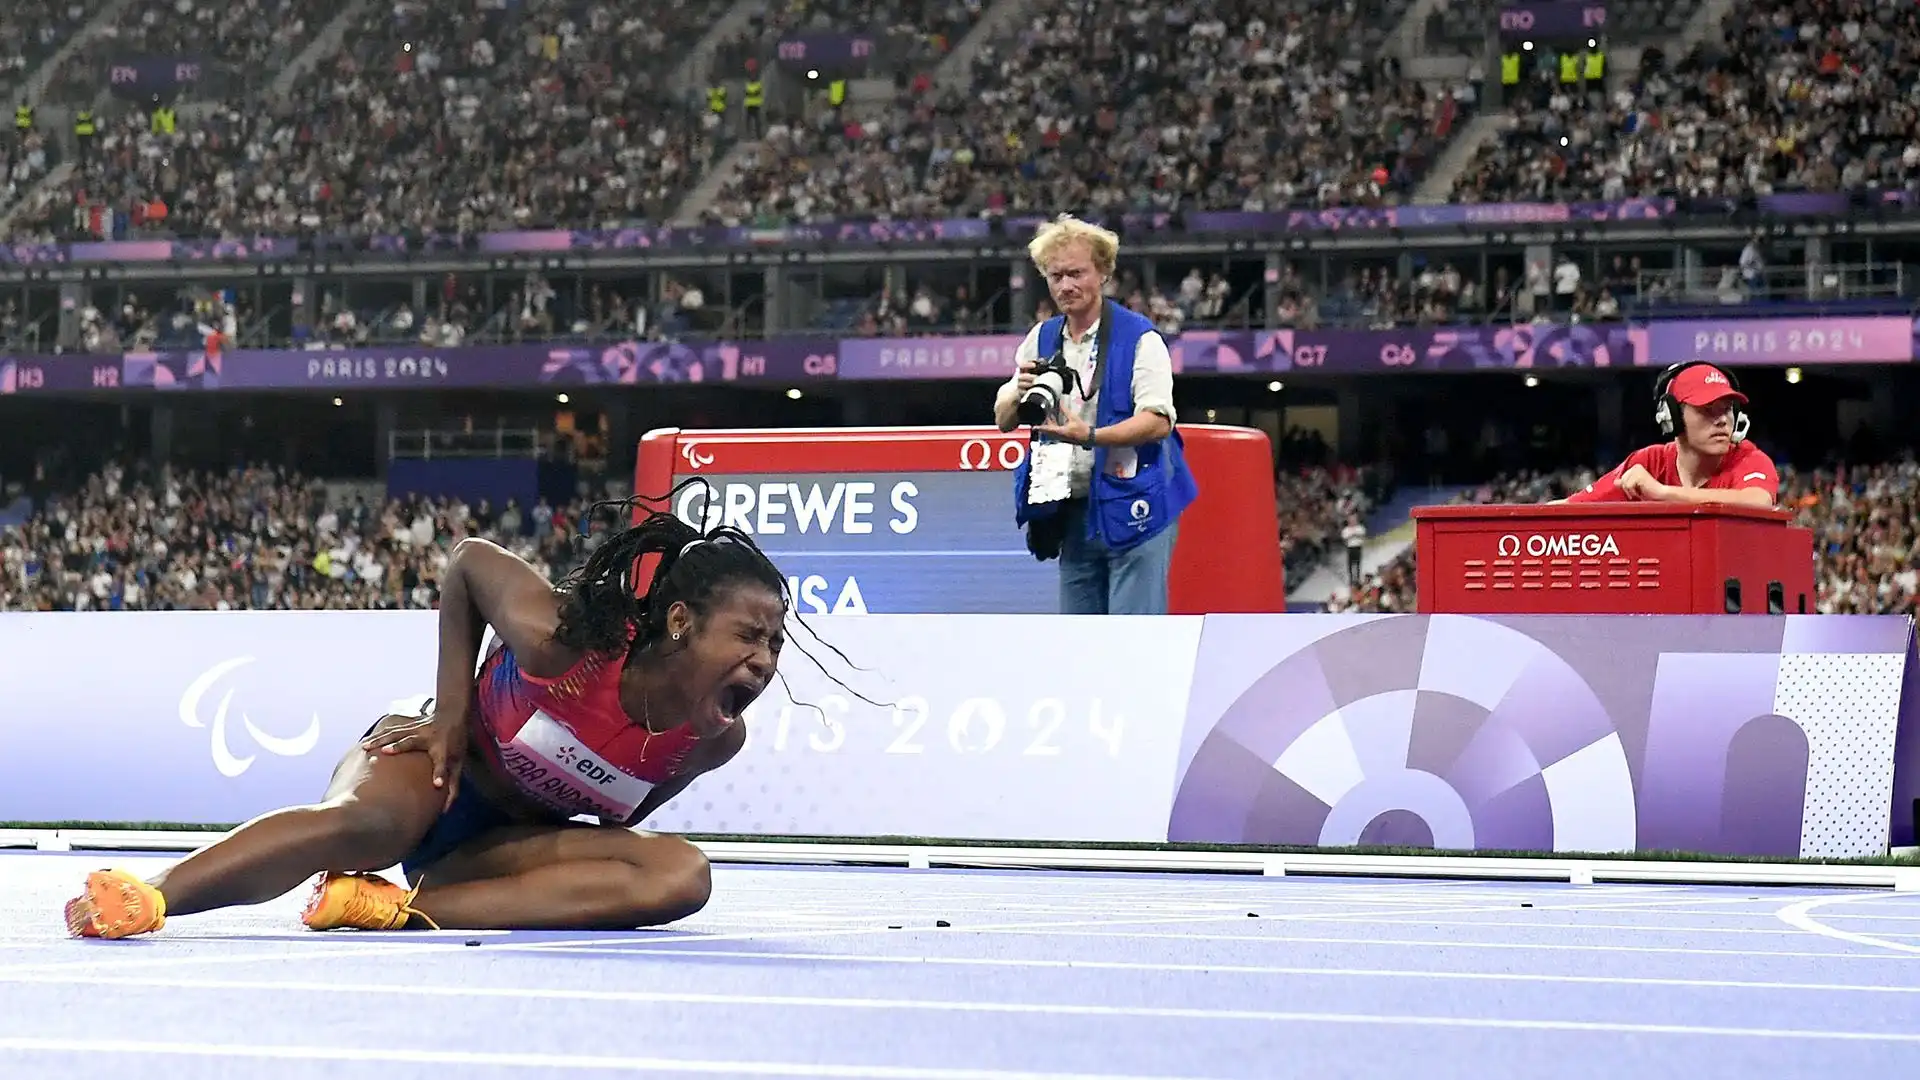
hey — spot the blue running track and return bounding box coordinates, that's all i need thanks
[2,851,1919,1078]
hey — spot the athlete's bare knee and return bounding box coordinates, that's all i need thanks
[587,841,710,928]
[644,840,713,923]
[668,848,714,918]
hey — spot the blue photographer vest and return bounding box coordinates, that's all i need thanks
[1012,301,1199,553]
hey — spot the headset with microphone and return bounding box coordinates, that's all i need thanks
[1652,360,1751,445]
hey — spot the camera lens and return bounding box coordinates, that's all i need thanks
[1016,389,1050,426]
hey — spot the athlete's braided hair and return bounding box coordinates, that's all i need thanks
[553,481,783,657]
[551,480,877,707]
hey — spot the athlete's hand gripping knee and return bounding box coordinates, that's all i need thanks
[361,708,468,810]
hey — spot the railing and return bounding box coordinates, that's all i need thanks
[387,428,542,461]
[1631,260,1906,307]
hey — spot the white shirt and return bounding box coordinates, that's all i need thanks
[995,316,1178,498]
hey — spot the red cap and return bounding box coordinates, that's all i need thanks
[1670,364,1747,407]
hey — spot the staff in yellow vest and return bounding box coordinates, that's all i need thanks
[1500,52,1520,85]
[1558,52,1579,83]
[151,105,176,135]
[14,104,31,135]
[827,78,845,109]
[743,78,764,136]
[707,85,727,116]
[73,109,95,159]
[1583,48,1605,82]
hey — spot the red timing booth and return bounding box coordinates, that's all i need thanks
[1411,503,1816,616]
[634,424,1287,616]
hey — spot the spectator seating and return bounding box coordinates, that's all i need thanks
[19,0,734,242]
[1426,0,1703,55]
[1,0,97,103]
[1,0,97,217]
[4,454,1914,618]
[0,460,600,611]
[1277,462,1388,588]
[703,0,1471,225]
[711,0,981,83]
[1455,0,1920,203]
[1782,457,1920,615]
[41,0,337,105]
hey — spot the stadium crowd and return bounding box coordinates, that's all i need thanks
[1,0,91,104]
[710,0,982,86]
[1458,0,1920,203]
[1,0,92,217]
[3,0,1917,237]
[704,0,1467,224]
[0,460,598,612]
[10,0,735,242]
[39,0,331,105]
[0,449,1913,616]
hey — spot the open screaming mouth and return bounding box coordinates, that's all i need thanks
[718,682,754,720]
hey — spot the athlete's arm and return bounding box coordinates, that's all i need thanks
[435,538,580,721]
[620,720,747,828]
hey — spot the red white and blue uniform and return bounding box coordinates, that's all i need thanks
[391,633,703,882]
[468,634,702,822]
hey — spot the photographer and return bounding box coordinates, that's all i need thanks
[993,215,1197,615]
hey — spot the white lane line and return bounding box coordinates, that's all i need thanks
[10,956,1918,997]
[1777,894,1920,957]
[0,1039,1219,1080]
[1176,916,1920,939]
[0,985,1915,1045]
[964,927,1918,960]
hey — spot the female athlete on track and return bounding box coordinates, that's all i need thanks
[65,491,793,938]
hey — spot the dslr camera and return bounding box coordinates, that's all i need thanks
[1016,351,1082,426]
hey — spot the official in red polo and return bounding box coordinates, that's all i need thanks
[1563,361,1779,508]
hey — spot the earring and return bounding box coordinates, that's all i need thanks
[671,631,682,641]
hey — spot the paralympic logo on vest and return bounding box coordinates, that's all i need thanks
[1496,532,1620,558]
[178,656,324,778]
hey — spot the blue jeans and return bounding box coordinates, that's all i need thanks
[1056,500,1179,615]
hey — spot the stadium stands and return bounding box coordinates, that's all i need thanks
[1276,462,1388,588]
[11,0,1918,237]
[710,0,981,84]
[704,0,1471,225]
[12,454,1910,617]
[0,460,598,612]
[1783,457,1920,615]
[1426,0,1700,55]
[40,0,334,105]
[1456,0,1920,203]
[17,0,734,241]
[1,0,96,104]
[1,0,95,217]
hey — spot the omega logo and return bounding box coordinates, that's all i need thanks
[959,438,1027,471]
[1497,533,1621,558]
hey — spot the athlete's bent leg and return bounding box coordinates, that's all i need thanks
[403,824,713,930]
[152,743,445,915]
[65,714,446,938]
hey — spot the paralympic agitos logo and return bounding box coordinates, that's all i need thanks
[179,657,323,778]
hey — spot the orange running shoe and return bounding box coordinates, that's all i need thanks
[300,872,440,931]
[64,869,167,939]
